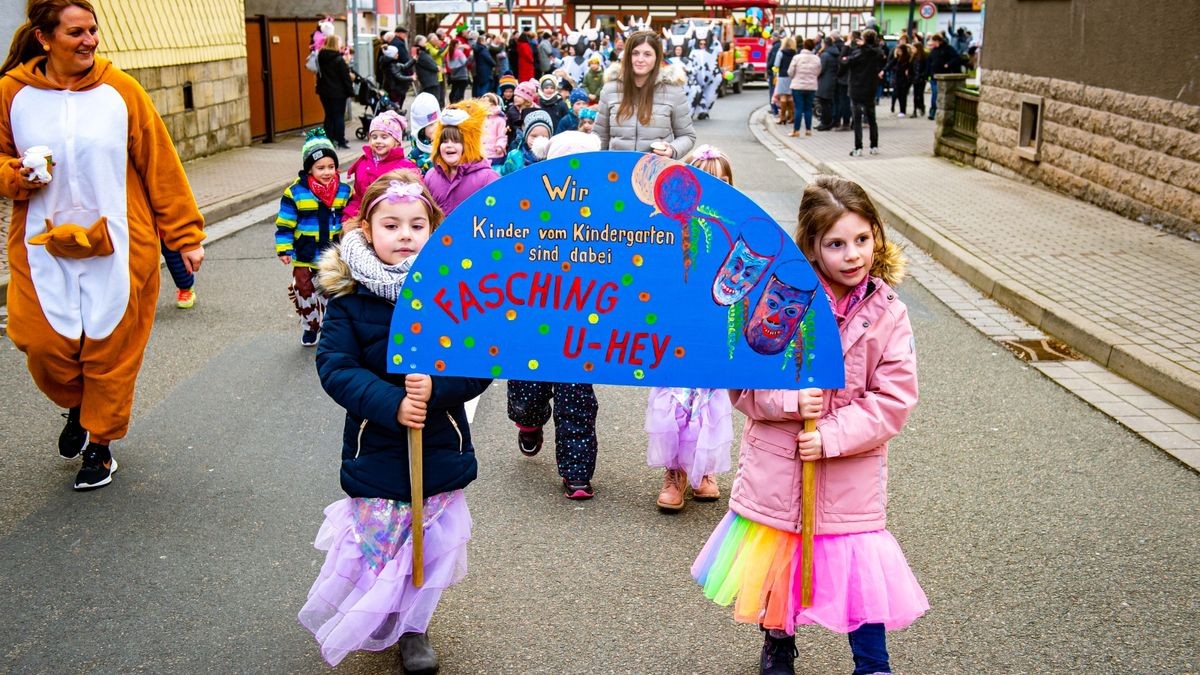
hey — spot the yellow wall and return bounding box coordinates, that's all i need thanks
[93,0,246,70]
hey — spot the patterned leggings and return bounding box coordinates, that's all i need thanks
[507,381,599,482]
[288,266,326,331]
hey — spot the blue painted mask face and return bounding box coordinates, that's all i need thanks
[712,236,773,305]
[744,275,815,355]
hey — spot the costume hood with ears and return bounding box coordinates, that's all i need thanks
[615,14,652,40]
[662,27,689,52]
[432,99,488,170]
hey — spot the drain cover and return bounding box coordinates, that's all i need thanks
[1000,338,1083,362]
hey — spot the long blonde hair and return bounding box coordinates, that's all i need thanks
[2,0,97,75]
[796,175,906,286]
[616,30,662,127]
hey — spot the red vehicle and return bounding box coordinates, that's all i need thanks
[704,0,776,82]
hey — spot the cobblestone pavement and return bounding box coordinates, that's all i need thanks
[762,100,1200,427]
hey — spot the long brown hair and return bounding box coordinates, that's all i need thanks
[617,30,662,126]
[2,0,97,75]
[796,175,906,286]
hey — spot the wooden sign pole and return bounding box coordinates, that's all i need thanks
[800,417,816,608]
[408,426,425,588]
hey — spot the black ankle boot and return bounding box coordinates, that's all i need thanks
[398,632,438,675]
[58,406,87,459]
[760,629,797,675]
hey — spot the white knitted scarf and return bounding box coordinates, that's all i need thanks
[339,228,414,303]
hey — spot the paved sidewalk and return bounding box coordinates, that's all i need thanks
[0,128,359,288]
[759,102,1200,421]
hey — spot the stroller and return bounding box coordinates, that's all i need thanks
[353,74,400,140]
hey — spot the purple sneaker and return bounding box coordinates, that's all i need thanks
[562,478,594,500]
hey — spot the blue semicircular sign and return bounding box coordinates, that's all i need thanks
[388,151,844,390]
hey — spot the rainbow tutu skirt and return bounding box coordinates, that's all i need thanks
[298,491,471,666]
[691,511,929,635]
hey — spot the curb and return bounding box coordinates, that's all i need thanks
[754,106,1200,419]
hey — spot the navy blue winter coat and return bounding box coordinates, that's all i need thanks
[315,248,492,502]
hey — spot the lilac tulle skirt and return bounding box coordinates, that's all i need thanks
[645,387,733,487]
[298,491,471,666]
[692,511,929,635]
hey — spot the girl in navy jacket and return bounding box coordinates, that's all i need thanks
[298,170,491,674]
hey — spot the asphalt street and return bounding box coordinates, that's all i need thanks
[0,88,1197,674]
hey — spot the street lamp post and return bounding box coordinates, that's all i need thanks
[950,0,959,34]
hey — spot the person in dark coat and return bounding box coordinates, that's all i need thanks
[815,36,839,130]
[388,28,415,112]
[765,35,781,115]
[925,33,961,120]
[910,39,928,118]
[886,40,913,116]
[831,33,852,129]
[315,34,355,148]
[472,33,496,97]
[413,35,441,96]
[843,29,886,155]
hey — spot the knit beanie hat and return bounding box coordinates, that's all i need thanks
[578,106,598,121]
[514,79,538,103]
[497,74,518,93]
[569,88,590,105]
[369,110,407,144]
[538,74,559,99]
[302,128,338,172]
[523,109,553,139]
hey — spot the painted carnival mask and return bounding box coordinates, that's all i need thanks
[744,263,816,355]
[711,220,782,305]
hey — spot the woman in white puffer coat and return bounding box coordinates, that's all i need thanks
[595,30,696,159]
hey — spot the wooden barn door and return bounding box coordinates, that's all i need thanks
[245,18,268,139]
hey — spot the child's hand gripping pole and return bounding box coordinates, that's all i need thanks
[399,374,433,588]
[800,418,816,608]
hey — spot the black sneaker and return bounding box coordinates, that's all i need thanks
[58,406,87,459]
[760,629,798,675]
[517,428,543,457]
[397,632,438,675]
[300,329,320,347]
[74,443,117,490]
[562,478,594,500]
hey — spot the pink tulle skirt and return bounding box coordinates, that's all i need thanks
[298,491,471,666]
[645,387,733,488]
[692,511,928,635]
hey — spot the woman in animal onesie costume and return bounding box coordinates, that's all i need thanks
[0,0,205,491]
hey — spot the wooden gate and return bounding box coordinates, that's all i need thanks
[245,17,325,142]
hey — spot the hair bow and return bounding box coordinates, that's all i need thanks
[693,144,723,161]
[367,180,429,215]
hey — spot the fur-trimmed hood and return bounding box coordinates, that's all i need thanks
[872,240,907,288]
[603,61,686,87]
[316,244,356,298]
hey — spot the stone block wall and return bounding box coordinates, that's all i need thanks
[973,70,1200,239]
[127,58,252,162]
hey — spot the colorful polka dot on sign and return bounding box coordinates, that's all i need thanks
[645,313,657,325]
[505,309,517,320]
[442,235,452,246]
[485,196,496,206]
[674,346,686,357]
[587,313,599,324]
[464,336,476,348]
[411,323,422,334]
[435,360,446,372]
[539,210,552,222]
[461,259,473,270]
[561,262,571,272]
[607,171,618,182]
[491,365,502,377]
[632,254,643,266]
[393,333,405,345]
[412,272,422,283]
[438,264,450,276]
[538,324,550,335]
[519,199,531,210]
[583,361,594,372]
[488,345,500,356]
[514,242,525,254]
[528,359,539,370]
[579,206,591,218]
[411,299,422,310]
[633,368,645,380]
[620,273,633,286]
[570,158,581,169]
[614,200,624,212]
[439,335,452,348]
[402,288,413,299]
[492,249,503,261]
[393,354,402,365]
[638,291,650,302]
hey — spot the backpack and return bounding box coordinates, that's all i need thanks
[306,50,321,75]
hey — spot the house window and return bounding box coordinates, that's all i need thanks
[467,17,485,33]
[518,16,535,34]
[1017,94,1044,161]
[831,16,840,31]
[850,15,858,31]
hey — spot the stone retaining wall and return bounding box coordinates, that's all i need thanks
[974,70,1199,239]
[127,57,252,162]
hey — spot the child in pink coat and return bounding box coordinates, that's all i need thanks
[342,111,419,227]
[479,93,509,168]
[692,176,927,675]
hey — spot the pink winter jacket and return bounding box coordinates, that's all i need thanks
[483,110,509,161]
[728,278,918,535]
[343,145,420,222]
[787,49,821,91]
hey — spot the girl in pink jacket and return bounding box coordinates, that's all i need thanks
[342,111,419,227]
[692,176,927,675]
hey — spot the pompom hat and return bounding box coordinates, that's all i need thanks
[497,74,518,92]
[522,109,553,139]
[302,128,338,172]
[514,79,539,103]
[569,88,590,105]
[369,110,407,144]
